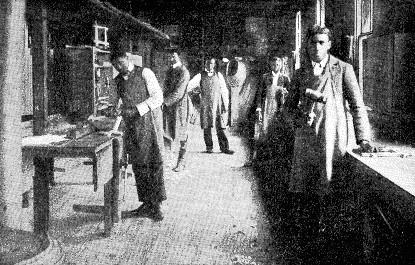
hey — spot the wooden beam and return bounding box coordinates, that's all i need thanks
[0,0,26,228]
[31,0,48,135]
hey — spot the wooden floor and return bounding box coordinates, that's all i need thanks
[43,125,277,265]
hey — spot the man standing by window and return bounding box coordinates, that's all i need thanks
[284,24,373,257]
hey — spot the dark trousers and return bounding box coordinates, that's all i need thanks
[132,163,166,204]
[203,127,229,151]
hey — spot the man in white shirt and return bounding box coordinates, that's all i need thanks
[111,48,166,221]
[187,56,234,154]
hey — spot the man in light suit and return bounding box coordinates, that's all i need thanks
[284,25,373,257]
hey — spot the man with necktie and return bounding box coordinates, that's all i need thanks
[283,24,373,259]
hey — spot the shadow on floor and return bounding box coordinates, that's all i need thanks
[249,120,368,264]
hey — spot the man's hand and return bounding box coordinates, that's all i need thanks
[359,140,374,153]
[255,109,262,123]
[305,88,327,103]
[122,107,139,119]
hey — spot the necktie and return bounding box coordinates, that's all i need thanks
[313,63,323,76]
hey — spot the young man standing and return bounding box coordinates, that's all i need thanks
[163,50,191,172]
[187,56,235,155]
[284,25,373,251]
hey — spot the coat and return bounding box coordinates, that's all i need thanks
[285,55,371,195]
[256,72,290,134]
[114,66,165,167]
[163,65,191,142]
[225,59,247,126]
[188,71,229,129]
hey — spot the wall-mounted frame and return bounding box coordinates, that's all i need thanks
[361,0,373,33]
[93,22,109,48]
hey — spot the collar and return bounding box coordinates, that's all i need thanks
[271,71,280,77]
[205,70,215,76]
[312,55,329,68]
[122,63,135,80]
[172,62,182,69]
[127,63,134,72]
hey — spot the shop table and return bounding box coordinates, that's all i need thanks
[22,133,122,236]
[346,148,415,262]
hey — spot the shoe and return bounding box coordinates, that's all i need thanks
[172,161,185,172]
[221,149,235,155]
[205,149,213,153]
[149,204,164,221]
[128,203,152,217]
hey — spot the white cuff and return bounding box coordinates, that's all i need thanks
[136,103,150,116]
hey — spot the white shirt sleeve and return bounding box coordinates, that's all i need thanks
[135,68,163,116]
[218,72,229,112]
[186,73,202,93]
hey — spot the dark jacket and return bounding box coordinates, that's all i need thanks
[163,65,191,141]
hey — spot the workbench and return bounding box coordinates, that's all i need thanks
[22,133,122,237]
[346,148,415,263]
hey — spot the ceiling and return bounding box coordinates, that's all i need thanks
[107,0,312,17]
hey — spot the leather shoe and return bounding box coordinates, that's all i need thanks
[221,149,235,155]
[173,161,185,172]
[205,149,213,153]
[149,204,164,221]
[127,203,152,217]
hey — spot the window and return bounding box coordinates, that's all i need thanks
[361,0,373,33]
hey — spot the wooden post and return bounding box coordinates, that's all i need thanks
[0,0,26,229]
[31,0,48,135]
[31,0,52,235]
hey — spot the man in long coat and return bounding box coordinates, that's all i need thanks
[284,25,373,247]
[163,50,191,172]
[111,48,166,221]
[187,56,234,154]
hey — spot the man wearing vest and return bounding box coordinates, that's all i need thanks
[187,56,235,155]
[283,25,373,259]
[111,47,166,221]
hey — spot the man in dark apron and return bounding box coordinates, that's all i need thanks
[111,47,166,221]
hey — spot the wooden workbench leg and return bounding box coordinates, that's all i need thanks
[104,180,112,236]
[111,138,121,223]
[93,156,98,192]
[46,158,55,186]
[33,156,51,236]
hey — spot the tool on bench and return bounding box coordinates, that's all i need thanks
[360,146,413,158]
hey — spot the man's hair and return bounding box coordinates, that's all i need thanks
[110,44,129,61]
[269,55,283,62]
[305,24,332,42]
[204,56,219,73]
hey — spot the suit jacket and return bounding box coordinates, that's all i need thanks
[285,55,371,195]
